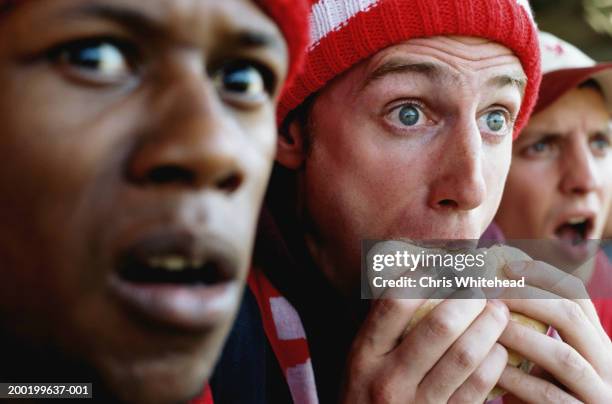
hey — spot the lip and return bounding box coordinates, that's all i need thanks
[552,210,597,232]
[109,230,242,331]
[550,209,598,261]
[552,209,597,238]
[109,275,239,330]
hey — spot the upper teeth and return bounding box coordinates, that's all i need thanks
[147,256,203,271]
[567,217,587,225]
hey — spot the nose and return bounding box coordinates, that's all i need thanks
[559,134,599,196]
[127,69,245,193]
[427,119,487,211]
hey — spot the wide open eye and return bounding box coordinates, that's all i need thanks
[49,37,137,84]
[478,110,511,136]
[212,61,274,106]
[397,105,421,126]
[387,103,428,128]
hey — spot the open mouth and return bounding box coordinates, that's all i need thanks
[118,254,229,286]
[554,216,593,245]
[109,232,239,330]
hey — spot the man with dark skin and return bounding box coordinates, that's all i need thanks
[0,1,307,403]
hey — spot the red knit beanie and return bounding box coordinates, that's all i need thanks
[255,0,310,93]
[279,0,542,139]
[0,0,309,96]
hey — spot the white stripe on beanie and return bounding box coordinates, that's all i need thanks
[309,0,534,50]
[310,0,379,48]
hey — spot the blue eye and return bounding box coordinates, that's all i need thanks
[591,134,611,152]
[486,111,506,132]
[531,141,548,153]
[522,136,558,158]
[398,105,420,126]
[478,110,511,137]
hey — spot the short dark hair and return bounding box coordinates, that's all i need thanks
[280,92,317,134]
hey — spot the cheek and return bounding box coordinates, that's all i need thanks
[480,140,512,216]
[595,159,612,206]
[497,161,553,236]
[237,120,278,220]
[484,147,511,199]
[304,129,429,245]
[302,122,379,239]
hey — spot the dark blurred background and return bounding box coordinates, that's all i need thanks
[533,0,612,61]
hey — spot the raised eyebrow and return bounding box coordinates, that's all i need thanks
[591,127,612,137]
[486,74,527,96]
[360,61,442,92]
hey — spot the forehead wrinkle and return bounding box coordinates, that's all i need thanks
[386,40,521,80]
[359,60,453,93]
[408,36,516,63]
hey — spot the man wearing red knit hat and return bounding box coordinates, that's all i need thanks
[0,0,308,403]
[211,1,612,403]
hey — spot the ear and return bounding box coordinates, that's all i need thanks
[276,119,307,169]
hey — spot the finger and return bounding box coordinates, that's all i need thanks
[497,260,607,345]
[448,343,508,404]
[508,260,598,320]
[353,298,425,357]
[394,298,488,383]
[499,321,602,402]
[504,259,588,298]
[502,298,608,369]
[498,365,582,404]
[416,300,509,402]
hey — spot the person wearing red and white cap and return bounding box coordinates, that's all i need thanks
[496,31,612,336]
[213,2,612,403]
[0,1,308,404]
[208,0,558,403]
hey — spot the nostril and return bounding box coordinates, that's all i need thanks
[438,199,458,208]
[147,165,195,185]
[215,172,243,193]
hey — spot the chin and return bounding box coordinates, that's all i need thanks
[95,345,217,404]
[102,365,210,404]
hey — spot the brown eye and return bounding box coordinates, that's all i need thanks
[212,61,274,105]
[49,38,137,84]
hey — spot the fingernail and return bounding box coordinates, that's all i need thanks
[506,261,526,276]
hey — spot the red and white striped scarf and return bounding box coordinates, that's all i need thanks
[193,268,318,404]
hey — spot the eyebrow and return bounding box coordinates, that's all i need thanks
[361,59,527,95]
[360,61,442,92]
[486,74,527,95]
[61,4,163,36]
[59,3,284,51]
